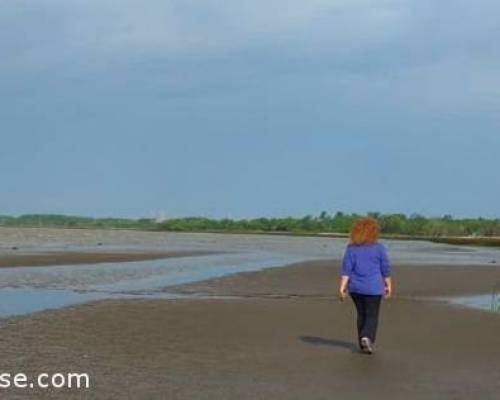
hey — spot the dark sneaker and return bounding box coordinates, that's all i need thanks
[360,337,373,354]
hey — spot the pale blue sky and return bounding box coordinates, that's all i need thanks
[1,0,499,219]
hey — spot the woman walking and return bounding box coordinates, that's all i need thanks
[338,217,393,354]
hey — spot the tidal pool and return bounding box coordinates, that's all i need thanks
[1,231,500,317]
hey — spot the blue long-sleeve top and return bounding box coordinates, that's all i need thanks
[341,242,392,295]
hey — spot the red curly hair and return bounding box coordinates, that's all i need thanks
[350,217,380,245]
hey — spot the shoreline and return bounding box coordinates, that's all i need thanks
[164,259,500,299]
[0,250,219,268]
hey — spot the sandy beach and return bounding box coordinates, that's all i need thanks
[0,255,499,399]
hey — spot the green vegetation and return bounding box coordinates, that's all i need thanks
[0,214,154,230]
[1,212,500,246]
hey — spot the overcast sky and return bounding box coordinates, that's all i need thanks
[1,0,499,219]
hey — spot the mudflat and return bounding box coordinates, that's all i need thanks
[1,260,500,399]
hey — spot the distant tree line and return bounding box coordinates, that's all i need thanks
[0,214,153,230]
[1,212,500,239]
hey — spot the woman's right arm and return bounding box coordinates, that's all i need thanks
[339,275,349,301]
[379,244,393,299]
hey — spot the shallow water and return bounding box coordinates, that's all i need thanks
[448,294,500,313]
[0,287,203,318]
[1,230,500,317]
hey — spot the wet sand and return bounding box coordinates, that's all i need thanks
[166,259,500,298]
[0,250,217,268]
[1,259,499,399]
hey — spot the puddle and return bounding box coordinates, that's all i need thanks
[447,294,500,313]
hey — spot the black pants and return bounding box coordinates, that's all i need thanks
[350,292,382,344]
